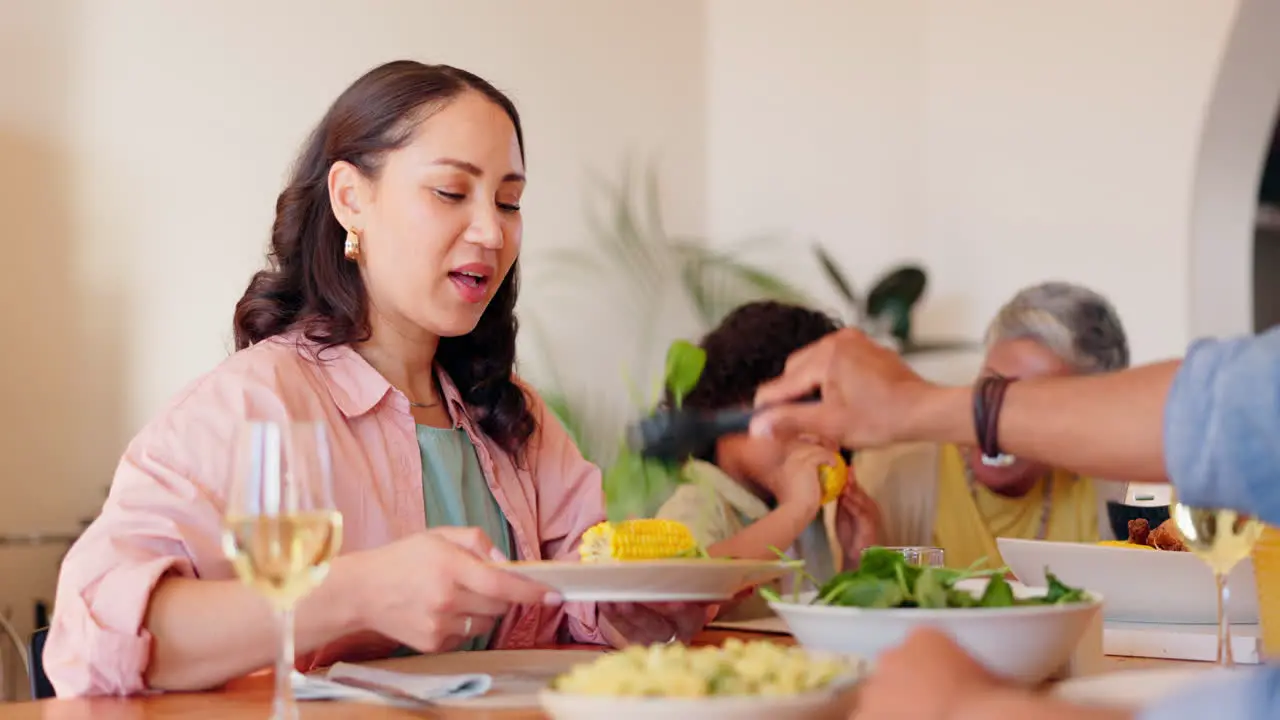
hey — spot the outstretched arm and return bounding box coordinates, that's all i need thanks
[902,361,1178,483]
[752,327,1280,524]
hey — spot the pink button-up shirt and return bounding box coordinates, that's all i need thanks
[44,333,612,697]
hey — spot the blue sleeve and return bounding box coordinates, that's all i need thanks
[1137,665,1280,720]
[1162,326,1280,526]
[1156,330,1280,719]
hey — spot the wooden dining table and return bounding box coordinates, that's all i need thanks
[0,629,1194,719]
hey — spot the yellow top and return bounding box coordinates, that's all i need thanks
[931,444,1100,570]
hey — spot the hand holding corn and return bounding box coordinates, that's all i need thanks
[818,453,849,504]
[764,443,847,513]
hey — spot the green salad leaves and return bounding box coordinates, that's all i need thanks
[601,340,707,522]
[770,546,1090,609]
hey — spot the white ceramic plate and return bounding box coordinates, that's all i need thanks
[1052,666,1239,709]
[769,581,1102,685]
[497,559,791,602]
[997,538,1258,624]
[539,681,858,720]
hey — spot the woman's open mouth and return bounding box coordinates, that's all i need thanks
[448,264,493,303]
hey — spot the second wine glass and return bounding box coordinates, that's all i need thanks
[1170,502,1263,667]
[223,420,344,720]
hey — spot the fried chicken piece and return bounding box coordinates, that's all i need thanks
[1127,518,1151,546]
[1148,518,1188,552]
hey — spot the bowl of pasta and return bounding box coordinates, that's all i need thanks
[538,639,865,720]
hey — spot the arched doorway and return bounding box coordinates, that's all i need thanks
[1255,125,1280,330]
[1187,0,1280,339]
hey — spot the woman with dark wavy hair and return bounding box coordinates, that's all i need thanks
[44,60,705,698]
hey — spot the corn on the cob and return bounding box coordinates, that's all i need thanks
[818,455,849,505]
[579,519,699,562]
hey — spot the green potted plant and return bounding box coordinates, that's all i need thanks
[525,158,810,463]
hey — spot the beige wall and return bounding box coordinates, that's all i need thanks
[707,0,1258,378]
[706,0,925,320]
[0,0,707,693]
[1,1,87,696]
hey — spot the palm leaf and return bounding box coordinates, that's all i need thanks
[676,243,811,300]
[699,262,740,328]
[643,159,667,245]
[589,160,668,294]
[535,247,606,275]
[675,245,816,328]
[521,314,560,386]
[521,315,599,461]
[681,257,716,328]
[813,244,860,316]
[542,391,587,455]
[718,259,811,302]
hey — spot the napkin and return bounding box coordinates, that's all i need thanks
[292,662,493,705]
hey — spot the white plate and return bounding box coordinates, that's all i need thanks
[497,559,791,602]
[997,538,1258,624]
[539,682,857,720]
[705,615,790,634]
[1052,666,1239,709]
[769,581,1102,685]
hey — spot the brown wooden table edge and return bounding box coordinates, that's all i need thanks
[0,630,1199,719]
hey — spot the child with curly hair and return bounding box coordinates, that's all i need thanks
[655,301,880,617]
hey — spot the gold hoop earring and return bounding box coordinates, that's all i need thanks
[344,228,360,261]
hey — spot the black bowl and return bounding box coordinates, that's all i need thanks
[1106,500,1171,542]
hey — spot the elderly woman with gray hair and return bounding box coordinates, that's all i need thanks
[835,281,1132,571]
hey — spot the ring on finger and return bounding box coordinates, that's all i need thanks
[462,615,474,637]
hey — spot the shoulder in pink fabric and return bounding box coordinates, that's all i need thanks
[42,333,609,697]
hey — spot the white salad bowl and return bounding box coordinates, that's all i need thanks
[768,580,1103,685]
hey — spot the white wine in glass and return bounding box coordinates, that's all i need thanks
[223,421,343,720]
[1170,502,1263,667]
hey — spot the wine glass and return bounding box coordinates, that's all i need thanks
[223,421,344,720]
[870,546,946,567]
[1170,502,1263,667]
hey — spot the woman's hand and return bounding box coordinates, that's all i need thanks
[597,602,712,647]
[343,526,559,652]
[834,469,882,568]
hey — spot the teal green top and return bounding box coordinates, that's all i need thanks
[417,424,513,652]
